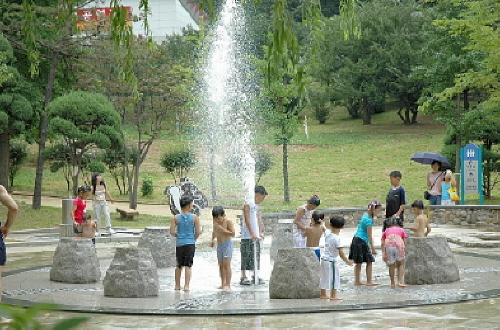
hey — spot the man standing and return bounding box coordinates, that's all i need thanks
[0,185,18,323]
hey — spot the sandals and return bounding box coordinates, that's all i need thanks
[240,277,251,286]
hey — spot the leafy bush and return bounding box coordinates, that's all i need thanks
[254,148,274,183]
[9,143,28,187]
[141,175,153,196]
[160,149,196,184]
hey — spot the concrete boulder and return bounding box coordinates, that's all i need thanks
[270,220,294,260]
[138,226,176,268]
[103,247,159,298]
[269,248,320,299]
[404,236,460,285]
[50,238,100,283]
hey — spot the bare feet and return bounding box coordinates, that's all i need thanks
[353,282,365,286]
[174,286,181,291]
[397,283,408,288]
[217,285,224,289]
[390,284,396,289]
[330,297,343,301]
[365,282,380,286]
[320,295,330,299]
[183,286,190,292]
[222,285,231,290]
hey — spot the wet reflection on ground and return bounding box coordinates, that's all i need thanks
[36,298,500,329]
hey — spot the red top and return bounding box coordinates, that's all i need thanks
[73,198,87,223]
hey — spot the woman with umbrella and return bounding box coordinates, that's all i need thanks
[411,152,449,206]
[427,161,444,205]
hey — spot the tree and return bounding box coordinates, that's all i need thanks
[160,149,196,185]
[9,142,28,187]
[0,34,33,189]
[46,91,122,196]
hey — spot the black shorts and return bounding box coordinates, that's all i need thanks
[176,244,195,268]
[73,224,82,234]
[0,236,6,266]
[348,236,375,264]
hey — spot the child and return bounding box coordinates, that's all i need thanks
[405,200,431,237]
[169,196,201,291]
[320,215,353,300]
[80,212,98,244]
[384,171,406,232]
[441,170,457,205]
[381,217,408,288]
[303,210,326,260]
[210,206,235,290]
[293,195,321,247]
[349,200,381,286]
[240,185,267,286]
[73,185,91,237]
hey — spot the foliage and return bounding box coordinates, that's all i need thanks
[0,303,88,329]
[307,84,330,124]
[254,148,274,183]
[141,175,153,196]
[47,91,122,195]
[160,149,196,184]
[0,34,34,188]
[9,142,28,187]
[102,147,137,195]
[310,0,434,125]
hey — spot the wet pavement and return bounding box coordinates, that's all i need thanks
[4,195,500,327]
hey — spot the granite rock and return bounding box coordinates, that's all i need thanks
[50,238,100,283]
[269,248,320,299]
[138,226,176,268]
[103,247,159,298]
[404,236,460,285]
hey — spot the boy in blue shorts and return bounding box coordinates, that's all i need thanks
[210,206,235,290]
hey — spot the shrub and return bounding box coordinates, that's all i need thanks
[160,149,196,184]
[141,175,153,196]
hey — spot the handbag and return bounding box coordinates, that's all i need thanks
[424,190,431,200]
[449,186,460,201]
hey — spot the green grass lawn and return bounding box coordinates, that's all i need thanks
[8,106,495,229]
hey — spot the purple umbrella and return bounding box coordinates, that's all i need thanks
[410,152,451,167]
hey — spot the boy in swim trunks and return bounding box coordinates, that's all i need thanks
[210,206,235,290]
[405,200,431,237]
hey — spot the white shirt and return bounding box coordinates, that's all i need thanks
[241,200,259,239]
[322,232,342,262]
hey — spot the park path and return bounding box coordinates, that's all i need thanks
[11,193,243,239]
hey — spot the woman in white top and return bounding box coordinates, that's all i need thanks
[293,195,321,247]
[91,172,115,235]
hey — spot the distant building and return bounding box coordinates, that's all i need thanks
[77,0,207,42]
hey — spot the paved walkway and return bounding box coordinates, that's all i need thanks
[4,222,500,315]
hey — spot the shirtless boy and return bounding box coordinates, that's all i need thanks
[210,206,235,290]
[303,210,326,260]
[80,213,98,244]
[405,200,431,237]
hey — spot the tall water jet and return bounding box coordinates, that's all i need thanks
[196,0,259,204]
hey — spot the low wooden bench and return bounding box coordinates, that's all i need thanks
[116,208,140,220]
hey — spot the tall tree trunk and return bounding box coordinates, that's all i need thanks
[455,93,461,174]
[129,160,140,209]
[0,133,10,189]
[283,139,290,203]
[32,53,59,209]
[362,96,371,125]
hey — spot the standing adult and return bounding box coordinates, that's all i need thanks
[293,195,321,247]
[91,172,115,235]
[0,185,18,321]
[427,161,444,206]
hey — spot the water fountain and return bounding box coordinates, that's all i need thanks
[196,0,259,204]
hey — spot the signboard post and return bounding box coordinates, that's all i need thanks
[460,143,483,205]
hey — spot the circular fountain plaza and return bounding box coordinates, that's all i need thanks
[4,196,500,328]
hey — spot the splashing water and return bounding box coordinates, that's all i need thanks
[196,0,259,204]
